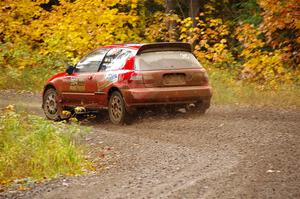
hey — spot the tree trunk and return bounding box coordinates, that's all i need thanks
[166,0,176,13]
[189,0,201,27]
[165,0,177,41]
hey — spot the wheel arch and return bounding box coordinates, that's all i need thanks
[42,84,57,107]
[43,84,56,95]
[107,86,122,99]
[107,87,133,125]
[107,86,125,107]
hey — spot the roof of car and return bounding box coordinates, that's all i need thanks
[101,42,192,53]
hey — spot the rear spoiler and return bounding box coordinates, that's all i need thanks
[136,42,192,55]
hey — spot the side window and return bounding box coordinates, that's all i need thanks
[75,48,108,73]
[100,48,133,71]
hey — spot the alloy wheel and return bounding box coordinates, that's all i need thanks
[110,95,123,122]
[43,88,61,120]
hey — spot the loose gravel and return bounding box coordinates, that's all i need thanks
[0,91,299,199]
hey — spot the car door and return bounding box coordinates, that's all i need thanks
[61,48,109,106]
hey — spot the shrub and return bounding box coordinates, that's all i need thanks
[209,67,300,107]
[235,24,300,88]
[0,42,64,91]
[0,106,90,185]
[180,16,234,66]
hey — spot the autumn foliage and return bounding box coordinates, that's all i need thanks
[0,0,299,90]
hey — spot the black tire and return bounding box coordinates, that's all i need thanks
[165,105,178,115]
[43,88,62,121]
[108,91,132,125]
[195,100,210,114]
[196,104,207,114]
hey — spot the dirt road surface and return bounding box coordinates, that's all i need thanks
[0,90,299,199]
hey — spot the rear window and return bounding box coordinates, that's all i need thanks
[134,51,201,71]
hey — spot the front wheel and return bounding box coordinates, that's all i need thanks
[43,88,62,121]
[108,91,132,125]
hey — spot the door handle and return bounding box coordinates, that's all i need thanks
[88,76,93,80]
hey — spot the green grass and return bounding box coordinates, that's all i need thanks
[0,107,90,185]
[0,67,58,91]
[0,42,65,91]
[209,68,300,108]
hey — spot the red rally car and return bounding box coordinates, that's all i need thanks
[42,42,212,124]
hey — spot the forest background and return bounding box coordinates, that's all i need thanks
[0,0,299,106]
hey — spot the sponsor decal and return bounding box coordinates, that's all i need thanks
[69,77,85,92]
[97,72,118,91]
[105,73,118,82]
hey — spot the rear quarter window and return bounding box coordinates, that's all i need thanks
[134,51,202,71]
[100,48,133,71]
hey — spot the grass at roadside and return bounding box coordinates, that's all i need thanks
[0,43,64,91]
[0,106,91,186]
[0,67,58,91]
[209,68,300,108]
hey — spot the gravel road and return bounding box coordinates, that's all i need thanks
[0,90,299,199]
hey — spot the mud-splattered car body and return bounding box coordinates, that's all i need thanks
[42,43,212,124]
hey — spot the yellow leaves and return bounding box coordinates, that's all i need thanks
[183,18,193,27]
[241,49,293,87]
[74,107,86,114]
[180,15,233,65]
[5,104,15,112]
[259,0,299,51]
[130,0,138,9]
[69,117,78,123]
[220,39,227,44]
[181,27,187,32]
[1,0,298,91]
[199,40,207,46]
[144,11,180,42]
[17,185,28,191]
[240,49,253,58]
[62,110,72,118]
[153,0,165,5]
[236,24,266,59]
[235,22,297,87]
[208,18,223,27]
[1,0,143,65]
[203,3,215,14]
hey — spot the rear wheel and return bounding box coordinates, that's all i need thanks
[43,88,62,121]
[108,91,132,125]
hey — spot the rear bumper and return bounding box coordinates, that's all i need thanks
[122,86,212,107]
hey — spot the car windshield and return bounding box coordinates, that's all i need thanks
[134,51,202,71]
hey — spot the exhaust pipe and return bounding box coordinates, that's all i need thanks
[186,103,196,111]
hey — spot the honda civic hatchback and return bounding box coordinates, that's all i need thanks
[42,42,212,124]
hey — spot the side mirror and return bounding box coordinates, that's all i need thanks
[66,65,75,75]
